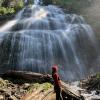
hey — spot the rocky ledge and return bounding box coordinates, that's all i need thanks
[0,76,53,100]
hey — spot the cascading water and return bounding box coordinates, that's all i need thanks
[0,1,98,80]
[34,0,42,5]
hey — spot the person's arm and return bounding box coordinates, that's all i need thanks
[58,76,62,87]
[58,79,62,87]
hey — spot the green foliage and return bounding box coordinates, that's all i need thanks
[14,0,24,11]
[0,7,15,15]
[0,0,24,15]
[0,0,3,6]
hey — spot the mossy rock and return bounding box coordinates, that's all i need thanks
[42,83,53,90]
[27,82,53,93]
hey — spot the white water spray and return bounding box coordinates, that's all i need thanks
[34,0,42,5]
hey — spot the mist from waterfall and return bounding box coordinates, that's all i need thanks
[0,3,98,80]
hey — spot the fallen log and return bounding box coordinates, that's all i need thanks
[1,70,52,83]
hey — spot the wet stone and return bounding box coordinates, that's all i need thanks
[8,96,18,100]
[23,83,30,89]
[0,95,4,100]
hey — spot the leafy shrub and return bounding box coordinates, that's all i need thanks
[0,0,24,15]
[0,7,7,15]
[14,0,24,11]
[0,7,15,15]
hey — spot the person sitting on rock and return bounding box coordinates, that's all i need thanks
[52,65,63,100]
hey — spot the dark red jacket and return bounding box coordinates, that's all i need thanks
[52,72,60,87]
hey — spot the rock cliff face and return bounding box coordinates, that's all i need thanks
[82,0,100,42]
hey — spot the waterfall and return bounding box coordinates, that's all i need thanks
[34,0,42,5]
[0,5,98,80]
